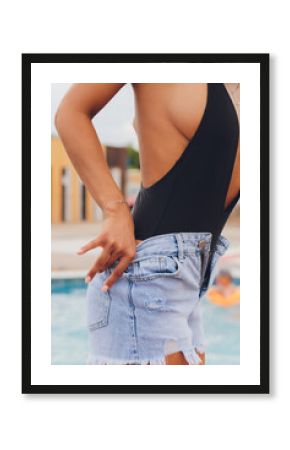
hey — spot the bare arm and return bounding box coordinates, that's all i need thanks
[55,83,136,289]
[55,83,126,208]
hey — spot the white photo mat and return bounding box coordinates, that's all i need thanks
[31,61,260,386]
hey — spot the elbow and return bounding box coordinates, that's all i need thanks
[54,106,65,135]
[54,105,88,137]
[54,98,73,134]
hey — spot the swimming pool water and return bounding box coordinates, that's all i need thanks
[51,279,240,365]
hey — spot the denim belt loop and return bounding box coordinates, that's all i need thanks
[176,233,185,261]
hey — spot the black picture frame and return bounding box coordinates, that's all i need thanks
[22,53,269,394]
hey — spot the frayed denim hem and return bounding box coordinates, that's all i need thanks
[87,347,202,365]
[193,343,206,354]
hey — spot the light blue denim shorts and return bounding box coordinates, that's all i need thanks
[86,232,229,365]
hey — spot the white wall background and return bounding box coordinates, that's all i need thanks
[0,2,286,450]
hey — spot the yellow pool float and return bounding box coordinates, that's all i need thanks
[207,286,240,307]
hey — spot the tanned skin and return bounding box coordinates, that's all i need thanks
[55,83,240,365]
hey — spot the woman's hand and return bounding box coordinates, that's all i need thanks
[77,202,137,291]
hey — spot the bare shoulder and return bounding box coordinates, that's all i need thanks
[132,83,208,141]
[131,83,209,188]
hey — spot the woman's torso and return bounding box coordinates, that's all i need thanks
[131,83,240,252]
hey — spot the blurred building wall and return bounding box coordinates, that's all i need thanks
[51,136,132,224]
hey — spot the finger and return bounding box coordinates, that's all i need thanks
[94,246,113,272]
[106,250,123,269]
[77,235,105,255]
[85,247,112,283]
[102,257,132,291]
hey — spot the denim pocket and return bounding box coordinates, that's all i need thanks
[137,254,182,279]
[86,271,111,331]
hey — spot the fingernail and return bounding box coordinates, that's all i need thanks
[101,285,108,292]
[78,249,84,255]
[85,276,91,283]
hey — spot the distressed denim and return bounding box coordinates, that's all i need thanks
[86,231,229,365]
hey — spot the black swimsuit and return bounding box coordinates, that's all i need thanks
[132,83,240,256]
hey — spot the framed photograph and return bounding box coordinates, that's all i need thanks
[22,53,269,394]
